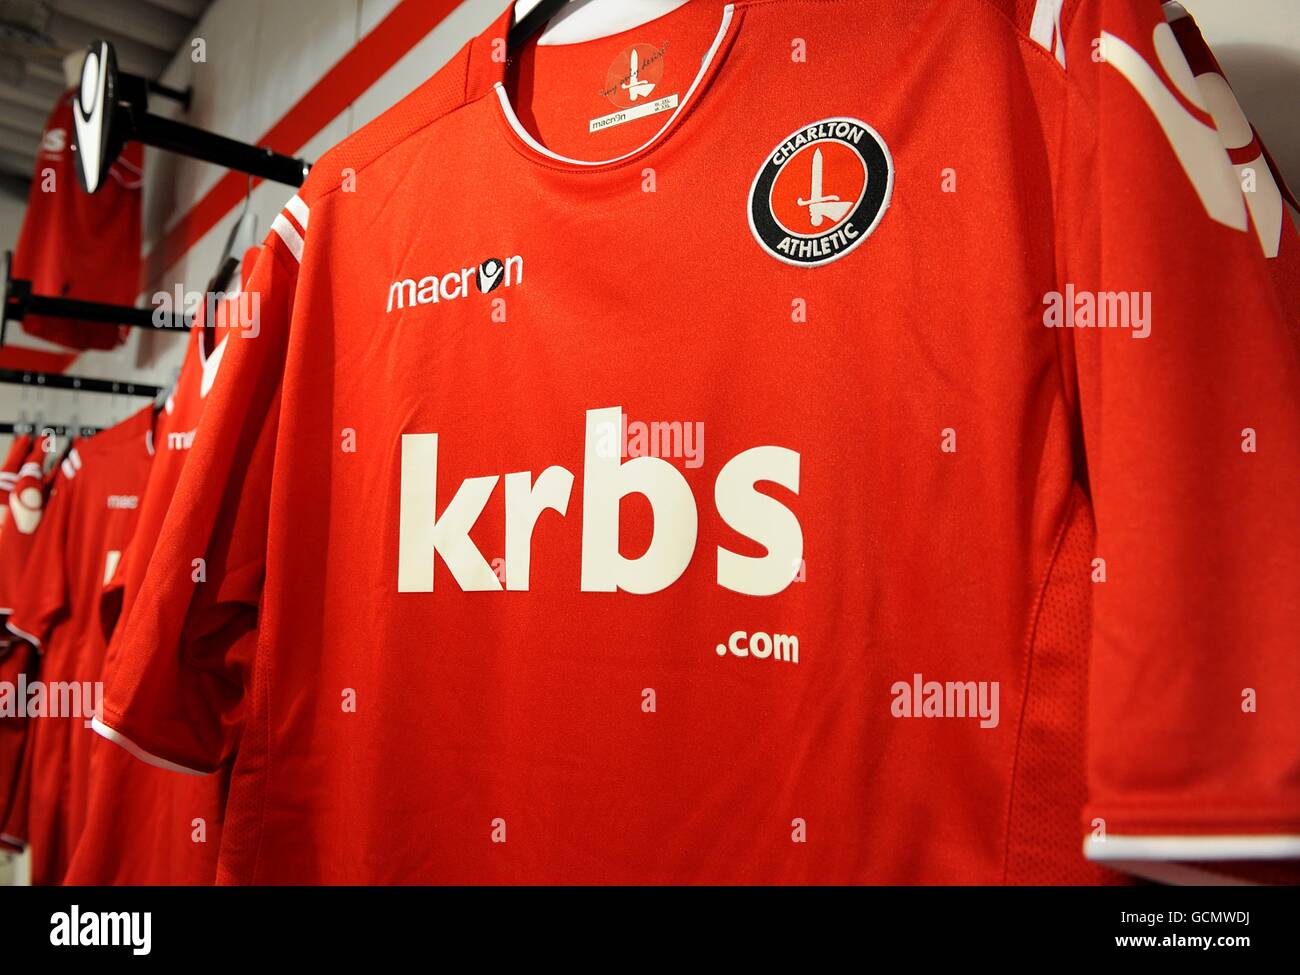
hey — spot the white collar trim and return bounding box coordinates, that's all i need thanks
[494,4,734,168]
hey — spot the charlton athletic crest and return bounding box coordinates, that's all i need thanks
[748,116,893,267]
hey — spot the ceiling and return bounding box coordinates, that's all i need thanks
[0,0,213,192]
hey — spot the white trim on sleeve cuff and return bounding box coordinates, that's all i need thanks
[1086,834,1300,862]
[0,833,25,849]
[91,717,208,777]
[4,619,40,649]
[1104,861,1260,886]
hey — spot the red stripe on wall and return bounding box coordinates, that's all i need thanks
[145,0,465,285]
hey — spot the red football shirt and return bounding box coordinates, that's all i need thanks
[0,432,34,604]
[0,433,33,849]
[64,268,254,884]
[11,89,142,351]
[0,635,37,855]
[0,434,56,616]
[0,437,55,858]
[5,408,155,883]
[100,0,1300,883]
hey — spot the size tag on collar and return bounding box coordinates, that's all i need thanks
[590,43,676,133]
[589,93,679,133]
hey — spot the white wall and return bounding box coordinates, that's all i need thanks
[0,190,27,254]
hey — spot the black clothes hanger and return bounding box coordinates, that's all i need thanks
[208,176,259,296]
[508,0,582,54]
[198,178,258,360]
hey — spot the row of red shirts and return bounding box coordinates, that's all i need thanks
[62,0,1300,884]
[0,432,44,848]
[0,301,238,883]
[3,0,1298,885]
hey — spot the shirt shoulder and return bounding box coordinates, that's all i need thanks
[264,22,501,272]
[296,7,509,217]
[73,407,155,467]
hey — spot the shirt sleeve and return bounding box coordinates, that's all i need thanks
[0,641,34,848]
[94,230,298,775]
[1055,0,1300,876]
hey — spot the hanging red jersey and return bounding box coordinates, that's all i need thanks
[11,89,142,351]
[4,408,154,883]
[0,433,35,852]
[0,440,55,859]
[65,261,253,884]
[0,434,57,616]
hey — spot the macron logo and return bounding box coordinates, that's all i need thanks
[477,258,505,292]
[387,255,522,313]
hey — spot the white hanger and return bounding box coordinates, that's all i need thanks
[513,0,691,47]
